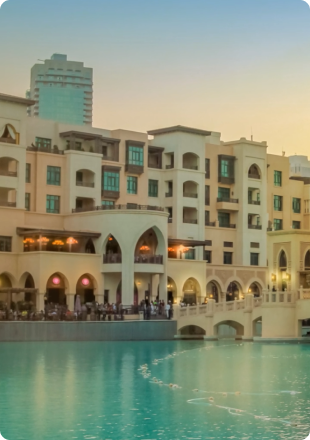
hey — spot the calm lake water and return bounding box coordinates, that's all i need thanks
[0,340,310,440]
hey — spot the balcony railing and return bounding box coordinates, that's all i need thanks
[0,171,17,177]
[183,192,198,198]
[183,219,198,224]
[103,254,122,264]
[217,197,239,203]
[248,224,262,230]
[219,223,236,228]
[0,201,16,207]
[0,138,16,145]
[27,146,64,155]
[248,173,261,179]
[72,204,165,213]
[76,181,95,188]
[134,255,163,264]
[205,221,216,227]
[165,191,173,197]
[248,200,261,205]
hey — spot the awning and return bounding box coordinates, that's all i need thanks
[16,227,101,238]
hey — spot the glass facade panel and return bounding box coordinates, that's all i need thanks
[274,170,282,187]
[185,249,195,260]
[103,172,119,192]
[25,163,31,183]
[292,198,301,213]
[46,195,60,214]
[274,195,282,211]
[35,137,52,149]
[148,179,158,197]
[128,146,143,166]
[47,166,61,186]
[0,236,12,252]
[218,187,230,200]
[127,176,138,194]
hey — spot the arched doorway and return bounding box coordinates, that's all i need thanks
[76,274,95,304]
[279,250,288,291]
[46,273,67,305]
[226,281,242,301]
[206,281,219,303]
[116,281,138,305]
[25,274,36,303]
[167,277,177,304]
[248,282,261,297]
[85,239,95,254]
[182,278,201,305]
[0,273,12,306]
[134,228,160,263]
[104,234,122,263]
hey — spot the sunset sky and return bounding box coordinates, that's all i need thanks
[0,0,310,155]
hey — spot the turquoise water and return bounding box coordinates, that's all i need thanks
[0,341,310,440]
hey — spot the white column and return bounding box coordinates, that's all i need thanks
[122,259,135,305]
[158,273,167,302]
[67,293,75,311]
[36,292,45,311]
[151,274,159,300]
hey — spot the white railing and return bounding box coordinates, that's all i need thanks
[297,289,310,300]
[264,291,297,304]
[254,297,263,308]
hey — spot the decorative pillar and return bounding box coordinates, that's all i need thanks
[204,299,217,340]
[151,274,159,300]
[67,294,75,311]
[122,258,135,305]
[158,273,167,302]
[243,293,254,341]
[36,292,45,312]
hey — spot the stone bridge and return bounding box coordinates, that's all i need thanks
[175,289,310,340]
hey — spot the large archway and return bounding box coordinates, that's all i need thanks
[104,234,122,263]
[76,274,96,304]
[167,276,177,304]
[179,325,206,337]
[214,320,244,338]
[226,281,242,302]
[248,282,262,298]
[0,273,12,305]
[46,273,67,305]
[182,277,201,305]
[206,281,220,303]
[134,227,165,263]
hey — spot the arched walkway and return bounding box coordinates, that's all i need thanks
[206,281,220,303]
[167,276,177,304]
[182,277,201,305]
[46,273,68,305]
[134,227,165,263]
[76,274,96,304]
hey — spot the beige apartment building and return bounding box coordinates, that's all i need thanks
[0,92,309,311]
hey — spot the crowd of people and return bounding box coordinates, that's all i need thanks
[0,299,174,321]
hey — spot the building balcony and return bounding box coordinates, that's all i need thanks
[0,201,16,208]
[166,164,173,169]
[125,164,144,175]
[248,173,261,180]
[183,219,198,225]
[103,254,122,264]
[216,198,239,211]
[248,200,261,205]
[76,181,95,188]
[166,191,173,197]
[248,224,262,230]
[27,146,64,155]
[0,170,17,177]
[101,189,120,199]
[183,165,198,171]
[219,223,236,229]
[134,255,163,264]
[72,204,165,214]
[205,221,216,227]
[183,192,198,198]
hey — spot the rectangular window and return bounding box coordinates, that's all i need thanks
[101,200,115,206]
[218,156,235,183]
[274,170,282,187]
[205,211,210,225]
[148,179,158,197]
[25,193,30,211]
[35,137,52,149]
[221,160,230,177]
[218,187,230,200]
[46,195,60,214]
[274,219,283,231]
[103,172,119,192]
[292,198,301,214]
[127,176,138,194]
[127,145,144,166]
[184,249,195,260]
[205,185,210,205]
[205,158,210,178]
[250,253,259,266]
[292,220,301,229]
[250,242,260,248]
[25,163,31,183]
[205,250,212,263]
[274,195,282,211]
[223,252,233,265]
[0,236,12,252]
[47,166,61,186]
[218,212,230,227]
[167,207,173,222]
[224,242,233,248]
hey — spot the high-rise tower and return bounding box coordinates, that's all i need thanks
[26,54,93,125]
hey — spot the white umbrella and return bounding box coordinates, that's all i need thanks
[74,294,82,313]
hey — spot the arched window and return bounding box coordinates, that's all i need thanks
[248,164,261,179]
[305,250,310,270]
[0,124,17,144]
[279,250,287,269]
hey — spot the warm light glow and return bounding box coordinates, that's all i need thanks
[137,281,141,286]
[180,245,189,253]
[66,237,78,245]
[210,294,213,298]
[167,247,174,252]
[81,278,90,286]
[108,237,113,241]
[52,240,64,246]
[248,288,252,293]
[140,245,150,251]
[52,277,61,285]
[37,237,49,243]
[23,238,35,244]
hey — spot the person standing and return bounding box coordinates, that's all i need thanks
[165,302,170,319]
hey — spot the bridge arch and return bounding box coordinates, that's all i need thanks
[178,324,206,337]
[214,319,244,338]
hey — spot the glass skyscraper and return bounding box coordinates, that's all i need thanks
[26,54,93,126]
